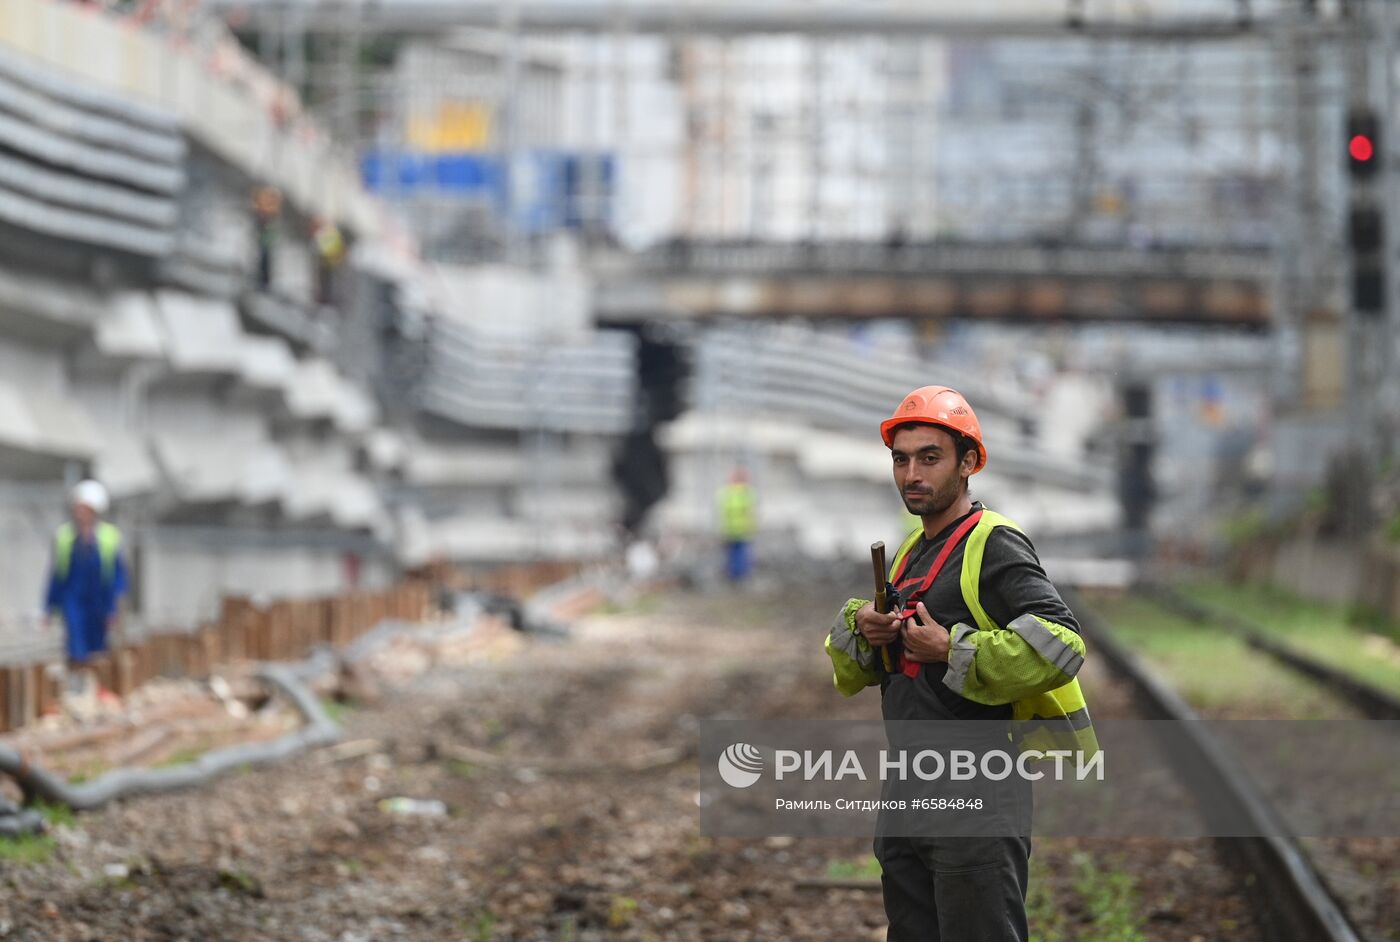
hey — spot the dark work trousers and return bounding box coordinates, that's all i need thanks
[874,670,1032,942]
[874,831,1030,942]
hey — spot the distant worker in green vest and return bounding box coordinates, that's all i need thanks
[717,466,756,582]
[43,480,128,667]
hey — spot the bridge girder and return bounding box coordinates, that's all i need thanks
[592,240,1272,328]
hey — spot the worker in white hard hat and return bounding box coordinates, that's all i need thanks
[43,480,128,668]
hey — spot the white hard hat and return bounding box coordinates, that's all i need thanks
[71,479,110,515]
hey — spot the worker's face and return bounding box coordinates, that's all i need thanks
[72,502,97,530]
[891,425,973,516]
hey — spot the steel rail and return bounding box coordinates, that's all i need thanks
[1067,587,1365,942]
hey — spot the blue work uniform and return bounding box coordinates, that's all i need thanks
[43,523,128,663]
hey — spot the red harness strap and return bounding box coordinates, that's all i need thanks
[889,510,983,678]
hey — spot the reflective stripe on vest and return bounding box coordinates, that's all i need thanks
[54,521,121,585]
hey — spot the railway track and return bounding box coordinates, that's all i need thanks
[1068,586,1369,942]
[1142,583,1400,721]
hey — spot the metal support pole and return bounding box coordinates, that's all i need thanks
[1377,0,1400,463]
[806,38,822,240]
[497,0,523,261]
[611,6,631,241]
[1344,0,1384,534]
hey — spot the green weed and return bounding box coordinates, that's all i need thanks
[0,834,56,866]
[67,759,110,784]
[1027,856,1068,942]
[34,800,75,828]
[824,854,882,880]
[320,698,353,724]
[447,759,478,780]
[1070,852,1146,942]
[607,896,639,929]
[217,867,263,897]
[1029,851,1147,942]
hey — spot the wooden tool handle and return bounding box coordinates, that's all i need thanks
[870,542,895,672]
[871,542,889,613]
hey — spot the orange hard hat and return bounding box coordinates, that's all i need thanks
[879,385,987,473]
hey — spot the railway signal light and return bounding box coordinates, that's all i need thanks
[1347,110,1380,178]
[1346,108,1386,316]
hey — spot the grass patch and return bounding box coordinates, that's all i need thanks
[217,867,263,897]
[1070,852,1147,942]
[467,912,495,942]
[447,759,479,780]
[1028,855,1069,942]
[0,833,56,866]
[319,698,353,724]
[34,800,76,829]
[1029,851,1147,942]
[825,854,882,881]
[1175,580,1400,695]
[67,758,110,785]
[1082,593,1357,718]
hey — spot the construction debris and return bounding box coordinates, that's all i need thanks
[0,576,604,816]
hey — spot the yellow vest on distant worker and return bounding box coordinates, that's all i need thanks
[718,482,756,540]
[53,521,122,585]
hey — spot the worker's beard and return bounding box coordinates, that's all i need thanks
[902,473,963,517]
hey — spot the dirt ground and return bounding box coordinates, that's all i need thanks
[0,578,1260,941]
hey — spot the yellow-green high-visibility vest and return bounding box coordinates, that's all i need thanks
[53,521,122,585]
[953,511,1098,757]
[826,510,1098,757]
[718,482,756,540]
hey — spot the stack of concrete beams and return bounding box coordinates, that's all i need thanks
[654,323,1119,558]
[0,41,400,643]
[0,2,640,659]
[382,263,636,566]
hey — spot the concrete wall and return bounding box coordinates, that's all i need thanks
[138,533,390,631]
[0,483,66,653]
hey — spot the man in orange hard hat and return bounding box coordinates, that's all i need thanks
[826,386,1092,942]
